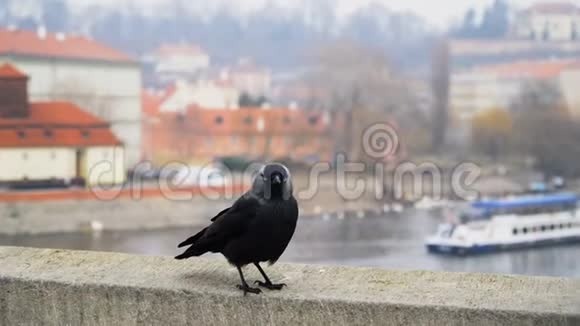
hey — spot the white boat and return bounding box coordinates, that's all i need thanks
[414,197,450,210]
[426,193,580,255]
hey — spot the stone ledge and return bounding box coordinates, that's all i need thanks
[0,246,578,325]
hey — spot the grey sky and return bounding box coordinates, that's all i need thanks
[70,0,580,27]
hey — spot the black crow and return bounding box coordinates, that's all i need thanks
[175,163,299,295]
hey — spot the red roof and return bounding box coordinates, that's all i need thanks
[0,28,133,63]
[142,90,164,117]
[0,102,121,147]
[0,102,109,127]
[476,59,580,79]
[0,63,27,78]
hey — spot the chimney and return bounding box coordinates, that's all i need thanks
[37,25,47,40]
[55,32,66,42]
[0,64,30,118]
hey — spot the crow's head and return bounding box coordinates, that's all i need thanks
[252,163,293,200]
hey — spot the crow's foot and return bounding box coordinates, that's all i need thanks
[237,284,262,295]
[255,280,286,290]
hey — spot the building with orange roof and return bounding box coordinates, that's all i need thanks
[0,27,141,168]
[0,64,125,186]
[142,101,341,164]
[451,59,580,121]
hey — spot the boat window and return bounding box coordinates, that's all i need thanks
[568,222,573,228]
[550,225,555,230]
[512,228,518,235]
[523,227,528,234]
[541,225,546,232]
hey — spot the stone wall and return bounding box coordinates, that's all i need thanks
[0,246,579,325]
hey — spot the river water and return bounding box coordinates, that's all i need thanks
[1,209,579,277]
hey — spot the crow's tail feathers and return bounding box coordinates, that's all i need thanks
[175,227,211,260]
[175,241,212,259]
[177,228,207,248]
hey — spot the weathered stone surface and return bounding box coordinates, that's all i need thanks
[0,246,578,325]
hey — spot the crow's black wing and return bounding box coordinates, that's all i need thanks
[210,207,230,222]
[175,194,260,258]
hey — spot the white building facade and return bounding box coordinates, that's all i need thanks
[513,2,580,41]
[159,80,240,113]
[0,28,142,167]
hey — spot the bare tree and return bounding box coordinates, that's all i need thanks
[511,81,580,178]
[306,41,420,163]
[430,38,450,152]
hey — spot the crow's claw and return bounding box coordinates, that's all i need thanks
[236,284,262,295]
[254,280,286,290]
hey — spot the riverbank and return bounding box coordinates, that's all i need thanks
[0,176,385,235]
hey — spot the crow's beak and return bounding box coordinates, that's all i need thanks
[272,175,282,184]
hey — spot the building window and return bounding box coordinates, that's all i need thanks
[17,130,26,139]
[215,116,224,125]
[244,116,253,125]
[44,129,53,138]
[81,130,90,139]
[283,116,291,125]
[308,116,319,126]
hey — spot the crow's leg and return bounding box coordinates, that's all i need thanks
[236,266,261,295]
[254,262,286,290]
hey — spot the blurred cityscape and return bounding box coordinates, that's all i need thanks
[1,0,580,277]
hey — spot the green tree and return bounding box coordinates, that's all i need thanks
[471,108,513,160]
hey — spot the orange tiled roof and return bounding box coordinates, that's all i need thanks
[0,102,121,147]
[141,86,177,117]
[142,91,164,117]
[476,60,579,79]
[0,28,133,63]
[0,63,27,78]
[0,102,109,127]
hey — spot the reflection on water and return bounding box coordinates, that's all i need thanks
[1,210,579,277]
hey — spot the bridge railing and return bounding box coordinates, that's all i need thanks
[0,246,578,325]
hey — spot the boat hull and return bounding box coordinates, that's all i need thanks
[427,235,580,256]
